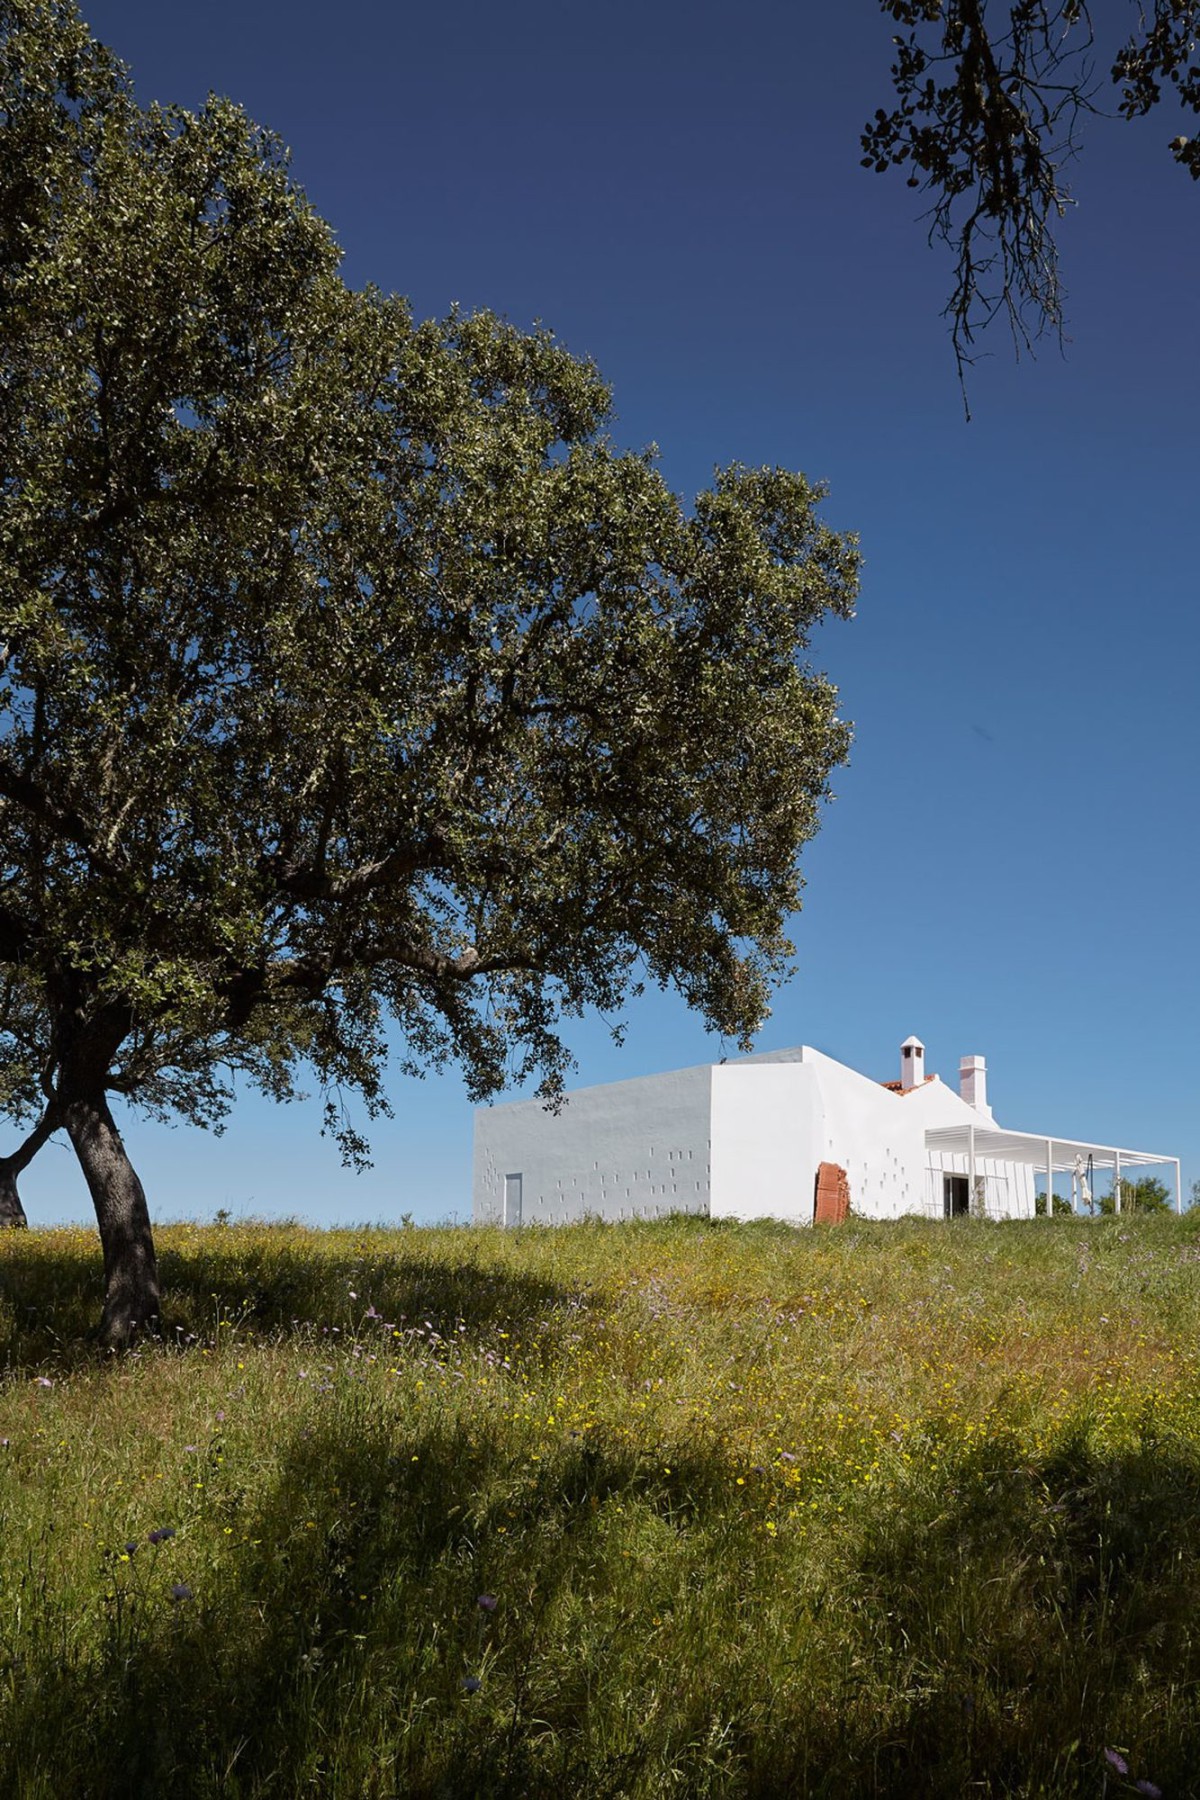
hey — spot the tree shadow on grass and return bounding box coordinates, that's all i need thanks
[5,1407,1200,1797]
[828,1434,1200,1799]
[0,1231,584,1371]
[0,1407,747,1800]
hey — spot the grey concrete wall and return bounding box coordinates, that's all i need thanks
[472,1063,713,1225]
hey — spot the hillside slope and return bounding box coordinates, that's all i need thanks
[0,1213,1197,1797]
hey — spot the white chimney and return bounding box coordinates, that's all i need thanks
[900,1035,925,1092]
[959,1054,992,1118]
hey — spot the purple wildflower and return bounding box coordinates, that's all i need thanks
[35,1376,53,1389]
[477,1593,497,1612]
[1136,1782,1162,1798]
[148,1526,176,1545]
[462,1676,482,1694]
[1105,1749,1129,1776]
[170,1582,193,1603]
[124,1541,139,1556]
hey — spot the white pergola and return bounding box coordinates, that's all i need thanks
[925,1124,1182,1214]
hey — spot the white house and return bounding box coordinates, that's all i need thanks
[472,1036,1181,1227]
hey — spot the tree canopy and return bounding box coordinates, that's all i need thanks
[0,0,858,1338]
[865,2,1199,384]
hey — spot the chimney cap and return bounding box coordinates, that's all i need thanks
[901,1035,924,1050]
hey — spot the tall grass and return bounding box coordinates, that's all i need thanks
[0,1212,1198,1797]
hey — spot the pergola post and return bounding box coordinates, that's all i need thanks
[1176,1159,1183,1214]
[1114,1150,1122,1215]
[968,1123,976,1217]
[1045,1138,1053,1217]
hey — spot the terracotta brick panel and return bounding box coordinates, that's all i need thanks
[814,1161,851,1225]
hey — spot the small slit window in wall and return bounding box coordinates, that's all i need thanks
[503,1173,523,1228]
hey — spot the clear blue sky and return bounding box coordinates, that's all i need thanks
[24,0,1199,1225]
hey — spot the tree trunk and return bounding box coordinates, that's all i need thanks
[0,1163,27,1228]
[0,1103,61,1231]
[62,1091,160,1346]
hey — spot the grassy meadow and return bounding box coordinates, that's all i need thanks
[1,1211,1199,1797]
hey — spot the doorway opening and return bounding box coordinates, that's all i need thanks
[943,1174,970,1218]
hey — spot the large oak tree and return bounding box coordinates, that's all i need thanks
[0,1,858,1341]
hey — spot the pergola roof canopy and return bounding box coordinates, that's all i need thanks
[925,1125,1176,1173]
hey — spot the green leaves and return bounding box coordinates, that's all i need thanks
[0,1,858,1162]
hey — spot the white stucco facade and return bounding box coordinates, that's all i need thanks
[472,1061,713,1227]
[472,1037,1179,1226]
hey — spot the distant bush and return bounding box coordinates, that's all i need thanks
[1034,1191,1073,1216]
[1035,1179,1173,1216]
[1099,1177,1173,1215]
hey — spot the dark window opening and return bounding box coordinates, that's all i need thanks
[943,1174,970,1218]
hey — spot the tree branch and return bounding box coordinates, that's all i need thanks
[0,900,33,962]
[0,1098,60,1177]
[0,765,120,877]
